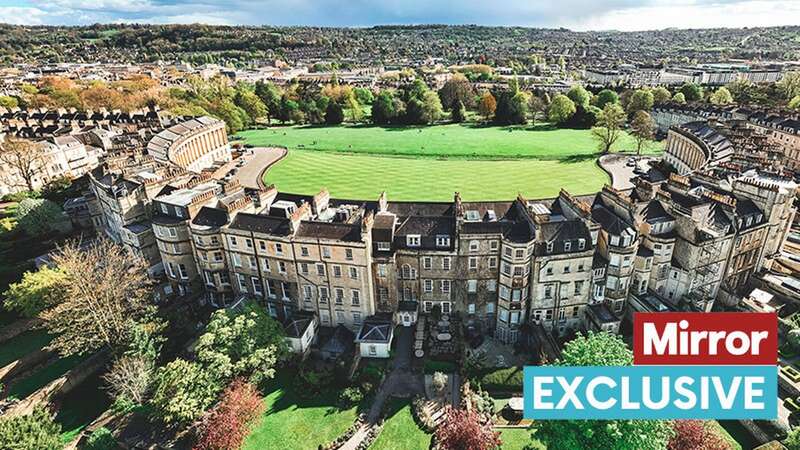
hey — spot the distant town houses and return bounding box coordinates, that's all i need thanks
[584,63,784,88]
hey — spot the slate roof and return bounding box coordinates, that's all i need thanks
[296,221,363,242]
[228,213,292,236]
[192,206,229,227]
[356,320,393,343]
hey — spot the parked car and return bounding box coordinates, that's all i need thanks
[626,157,636,167]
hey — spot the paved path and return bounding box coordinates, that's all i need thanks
[340,326,424,450]
[235,146,286,189]
[598,153,656,190]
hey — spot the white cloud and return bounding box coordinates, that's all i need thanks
[562,1,800,31]
[0,6,48,25]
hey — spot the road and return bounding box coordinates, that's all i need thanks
[598,153,656,190]
[213,146,286,189]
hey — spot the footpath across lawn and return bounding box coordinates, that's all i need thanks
[243,374,364,450]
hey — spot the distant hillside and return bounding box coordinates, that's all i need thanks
[1,24,799,67]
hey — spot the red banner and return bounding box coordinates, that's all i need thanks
[633,312,777,365]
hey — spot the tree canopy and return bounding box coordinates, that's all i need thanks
[547,94,576,125]
[195,301,288,384]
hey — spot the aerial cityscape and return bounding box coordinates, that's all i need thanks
[0,2,799,449]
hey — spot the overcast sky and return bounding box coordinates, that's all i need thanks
[0,0,798,31]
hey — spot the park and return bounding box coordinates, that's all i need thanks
[238,123,664,201]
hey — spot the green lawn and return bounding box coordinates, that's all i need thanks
[370,398,431,450]
[498,428,546,450]
[6,354,85,400]
[239,124,662,160]
[243,376,363,450]
[263,149,608,201]
[55,371,111,444]
[0,330,52,368]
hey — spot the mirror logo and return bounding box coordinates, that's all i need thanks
[523,313,778,420]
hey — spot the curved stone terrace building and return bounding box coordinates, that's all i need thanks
[146,116,231,172]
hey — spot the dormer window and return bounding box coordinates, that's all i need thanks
[564,242,571,251]
[160,203,168,214]
[377,242,391,251]
[546,242,553,253]
[610,235,620,246]
[465,210,480,221]
[436,235,450,247]
[578,238,586,250]
[407,235,421,247]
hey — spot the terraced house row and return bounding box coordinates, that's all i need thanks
[77,115,797,350]
[147,163,795,347]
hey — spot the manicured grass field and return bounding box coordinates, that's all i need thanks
[243,376,363,450]
[239,124,662,160]
[369,398,431,450]
[498,428,546,450]
[264,149,608,201]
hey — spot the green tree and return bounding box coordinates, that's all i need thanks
[591,103,626,154]
[536,331,674,450]
[630,110,656,156]
[325,101,344,125]
[0,406,62,450]
[451,99,467,123]
[626,89,654,116]
[233,88,267,125]
[709,86,734,105]
[346,95,363,122]
[680,83,703,102]
[371,90,398,125]
[786,426,800,450]
[211,99,246,133]
[3,266,67,317]
[778,71,800,100]
[652,87,671,105]
[15,198,64,236]
[254,81,281,124]
[149,359,221,426]
[789,95,800,110]
[672,92,686,104]
[594,89,619,109]
[566,85,591,107]
[277,96,300,124]
[547,94,576,125]
[353,87,374,105]
[0,95,19,109]
[195,302,288,384]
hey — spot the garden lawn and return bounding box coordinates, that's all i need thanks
[0,330,52,368]
[263,150,608,201]
[55,371,111,444]
[498,428,546,450]
[6,354,85,400]
[239,124,663,160]
[243,376,362,450]
[369,398,431,450]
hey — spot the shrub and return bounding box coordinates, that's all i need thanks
[15,198,64,236]
[194,379,265,450]
[149,359,221,426]
[338,387,364,408]
[423,360,456,375]
[479,367,524,392]
[84,427,117,450]
[0,406,62,450]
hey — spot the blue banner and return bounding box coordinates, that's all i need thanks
[523,365,777,420]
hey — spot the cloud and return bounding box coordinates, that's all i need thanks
[0,0,795,30]
[0,6,50,25]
